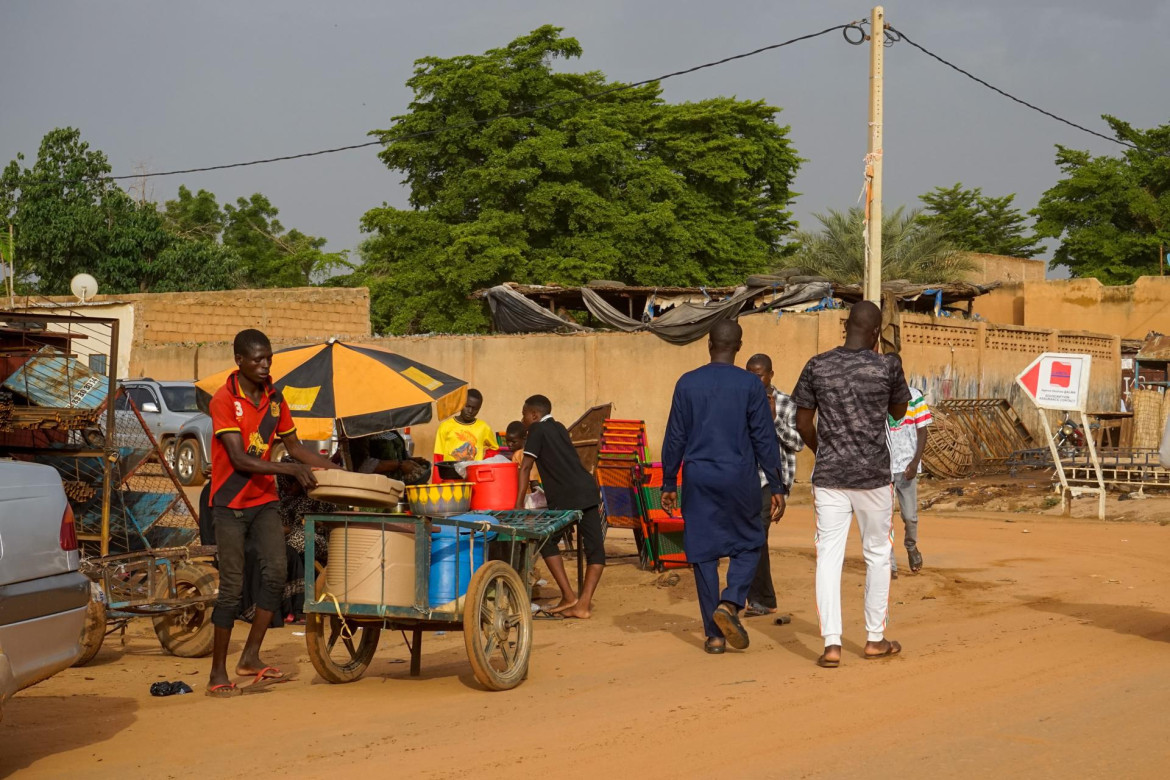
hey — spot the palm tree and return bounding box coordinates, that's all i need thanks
[790,206,972,284]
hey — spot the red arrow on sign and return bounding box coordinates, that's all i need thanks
[1018,358,1042,400]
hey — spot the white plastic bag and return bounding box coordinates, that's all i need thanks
[524,487,548,510]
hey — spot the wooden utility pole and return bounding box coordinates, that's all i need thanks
[864,5,885,303]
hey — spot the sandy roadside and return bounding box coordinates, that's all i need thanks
[3,505,1169,779]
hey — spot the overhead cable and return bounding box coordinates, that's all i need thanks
[888,26,1137,151]
[85,24,852,184]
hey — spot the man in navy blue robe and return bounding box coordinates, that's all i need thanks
[661,320,786,654]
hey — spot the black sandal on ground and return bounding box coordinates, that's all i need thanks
[704,638,726,655]
[908,546,924,572]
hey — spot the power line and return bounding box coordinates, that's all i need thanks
[86,23,852,184]
[887,26,1137,151]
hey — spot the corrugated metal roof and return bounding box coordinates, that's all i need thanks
[1,346,109,409]
[1136,332,1170,362]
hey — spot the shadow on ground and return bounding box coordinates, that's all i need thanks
[0,695,137,775]
[1024,598,1170,643]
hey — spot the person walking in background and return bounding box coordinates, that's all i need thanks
[661,321,786,655]
[433,389,496,462]
[744,353,803,617]
[887,384,931,577]
[792,302,909,668]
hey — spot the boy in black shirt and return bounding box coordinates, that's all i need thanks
[514,394,605,618]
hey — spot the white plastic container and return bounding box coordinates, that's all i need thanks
[325,524,416,607]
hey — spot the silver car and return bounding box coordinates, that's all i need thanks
[118,379,203,465]
[0,460,90,722]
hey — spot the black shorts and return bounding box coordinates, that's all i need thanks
[541,505,605,566]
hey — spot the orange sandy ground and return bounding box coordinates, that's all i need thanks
[3,503,1169,779]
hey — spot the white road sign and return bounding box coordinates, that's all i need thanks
[1015,352,1092,412]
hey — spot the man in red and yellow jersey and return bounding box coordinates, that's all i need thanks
[205,329,339,698]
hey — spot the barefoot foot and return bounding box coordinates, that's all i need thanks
[558,604,592,619]
[547,598,579,615]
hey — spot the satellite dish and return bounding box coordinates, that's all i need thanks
[71,273,98,303]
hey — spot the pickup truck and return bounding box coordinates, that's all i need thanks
[0,460,90,723]
[118,379,203,466]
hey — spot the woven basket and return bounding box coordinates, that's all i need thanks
[921,410,974,479]
[1131,389,1164,449]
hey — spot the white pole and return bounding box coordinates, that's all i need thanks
[865,6,885,303]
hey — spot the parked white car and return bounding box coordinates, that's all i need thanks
[0,460,90,722]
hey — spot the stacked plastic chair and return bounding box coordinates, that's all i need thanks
[598,419,648,462]
[638,462,688,571]
[594,420,688,572]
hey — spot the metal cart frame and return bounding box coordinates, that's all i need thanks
[303,509,580,691]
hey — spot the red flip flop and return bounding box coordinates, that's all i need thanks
[205,683,241,698]
[247,666,293,688]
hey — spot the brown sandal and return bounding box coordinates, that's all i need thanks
[864,640,902,660]
[817,646,841,668]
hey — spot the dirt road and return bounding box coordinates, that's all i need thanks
[3,505,1168,779]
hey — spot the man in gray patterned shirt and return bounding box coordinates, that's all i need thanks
[744,353,803,617]
[793,301,909,668]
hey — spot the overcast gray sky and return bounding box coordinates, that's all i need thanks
[2,0,1166,278]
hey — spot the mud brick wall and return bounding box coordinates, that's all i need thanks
[138,310,1119,484]
[130,287,370,346]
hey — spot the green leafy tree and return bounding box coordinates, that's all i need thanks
[793,206,972,284]
[1,127,133,293]
[1,128,238,294]
[357,25,802,334]
[162,185,225,241]
[1,129,349,295]
[919,183,1042,258]
[222,193,350,287]
[1032,117,1170,283]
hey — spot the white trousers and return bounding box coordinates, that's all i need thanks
[813,485,894,648]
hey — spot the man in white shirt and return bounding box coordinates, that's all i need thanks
[886,384,932,576]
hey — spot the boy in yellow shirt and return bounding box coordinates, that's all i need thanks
[433,389,497,462]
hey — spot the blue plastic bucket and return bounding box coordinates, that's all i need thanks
[429,517,497,608]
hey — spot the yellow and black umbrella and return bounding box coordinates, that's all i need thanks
[196,340,467,440]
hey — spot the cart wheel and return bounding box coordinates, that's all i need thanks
[463,560,532,691]
[305,567,381,684]
[73,591,107,667]
[152,562,217,658]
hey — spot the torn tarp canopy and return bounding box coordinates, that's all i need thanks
[581,286,761,345]
[484,285,587,334]
[746,281,834,313]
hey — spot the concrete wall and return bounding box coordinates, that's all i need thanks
[973,276,1170,338]
[1019,277,1170,339]
[962,253,1047,285]
[139,311,1120,481]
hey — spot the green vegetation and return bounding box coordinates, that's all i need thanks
[919,183,1042,259]
[1032,117,1170,283]
[0,128,346,295]
[791,206,972,284]
[352,25,802,334]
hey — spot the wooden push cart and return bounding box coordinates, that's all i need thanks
[302,509,580,691]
